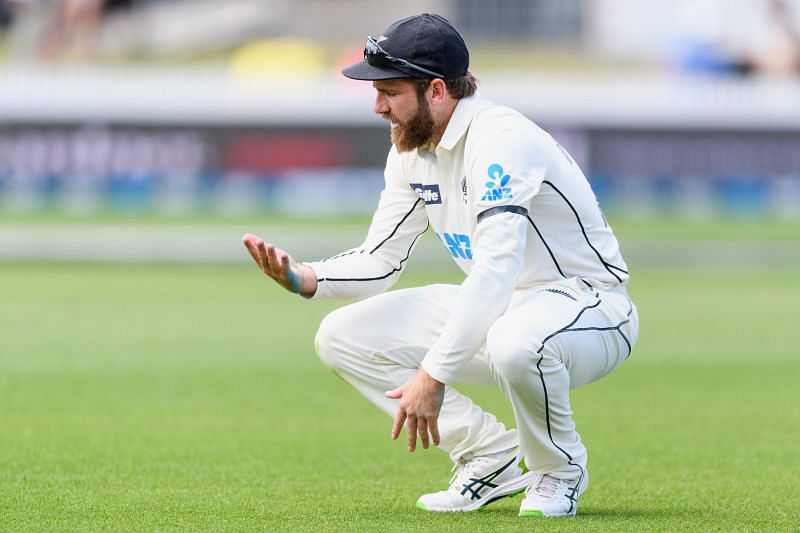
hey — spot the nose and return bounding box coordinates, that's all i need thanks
[374,92,389,115]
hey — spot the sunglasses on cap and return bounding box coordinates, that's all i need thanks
[364,36,445,79]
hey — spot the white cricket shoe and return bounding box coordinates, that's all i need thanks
[416,451,534,512]
[518,471,589,517]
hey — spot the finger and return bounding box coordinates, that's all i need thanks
[384,387,402,399]
[267,244,282,275]
[242,238,261,265]
[279,253,299,292]
[255,240,271,272]
[252,246,269,273]
[417,417,429,449]
[429,418,441,447]
[406,415,417,452]
[391,408,406,440]
[242,234,259,254]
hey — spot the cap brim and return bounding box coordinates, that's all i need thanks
[341,59,420,80]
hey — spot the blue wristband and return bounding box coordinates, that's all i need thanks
[287,269,302,294]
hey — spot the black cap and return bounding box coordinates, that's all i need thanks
[342,13,469,81]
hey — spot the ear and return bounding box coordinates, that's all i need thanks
[428,78,448,105]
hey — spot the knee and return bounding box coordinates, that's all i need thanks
[486,320,543,382]
[314,307,349,371]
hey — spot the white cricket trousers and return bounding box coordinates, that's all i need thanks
[314,277,638,480]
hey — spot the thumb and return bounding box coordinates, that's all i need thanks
[384,386,403,399]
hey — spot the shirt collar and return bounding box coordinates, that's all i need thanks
[436,92,483,151]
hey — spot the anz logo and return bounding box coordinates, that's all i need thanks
[480,163,512,202]
[438,232,472,260]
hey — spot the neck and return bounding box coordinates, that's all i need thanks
[427,99,458,150]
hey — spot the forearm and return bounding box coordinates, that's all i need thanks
[421,268,517,384]
[421,213,527,384]
[303,251,408,300]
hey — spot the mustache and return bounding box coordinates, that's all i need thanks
[381,113,400,124]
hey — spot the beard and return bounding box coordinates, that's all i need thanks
[384,95,437,153]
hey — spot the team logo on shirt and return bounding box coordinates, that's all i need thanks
[438,232,472,260]
[480,163,512,202]
[410,183,442,205]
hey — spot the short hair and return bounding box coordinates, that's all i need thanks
[415,72,478,100]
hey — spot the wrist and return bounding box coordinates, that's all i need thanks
[286,268,303,294]
[420,360,450,386]
[419,367,444,387]
[298,264,318,298]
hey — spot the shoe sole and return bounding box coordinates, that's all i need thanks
[416,471,535,512]
[519,509,576,518]
[518,471,589,518]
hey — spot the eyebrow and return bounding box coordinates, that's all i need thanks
[374,83,404,94]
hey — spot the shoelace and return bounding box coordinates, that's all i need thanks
[447,457,493,492]
[526,473,561,498]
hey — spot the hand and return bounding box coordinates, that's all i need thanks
[242,233,317,297]
[385,369,445,452]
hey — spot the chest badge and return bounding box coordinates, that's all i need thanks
[461,176,468,204]
[410,183,442,205]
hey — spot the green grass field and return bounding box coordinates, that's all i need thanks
[1,259,799,531]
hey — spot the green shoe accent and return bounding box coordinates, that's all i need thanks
[519,509,544,517]
[416,501,428,511]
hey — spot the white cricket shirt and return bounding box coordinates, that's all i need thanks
[307,94,629,384]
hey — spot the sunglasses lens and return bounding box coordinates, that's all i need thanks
[365,39,381,55]
[362,36,441,78]
[364,38,388,66]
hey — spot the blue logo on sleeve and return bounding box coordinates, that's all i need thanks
[480,163,512,202]
[439,232,472,260]
[410,183,442,205]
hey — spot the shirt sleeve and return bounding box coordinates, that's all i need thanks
[421,211,527,383]
[421,128,547,384]
[305,147,429,300]
[469,126,545,217]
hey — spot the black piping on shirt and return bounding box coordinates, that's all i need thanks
[476,204,567,278]
[369,198,423,254]
[541,180,628,283]
[476,204,528,224]
[318,223,429,283]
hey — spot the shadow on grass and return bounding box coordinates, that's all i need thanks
[467,503,690,520]
[577,505,689,519]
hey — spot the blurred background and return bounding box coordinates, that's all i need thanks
[2,4,799,528]
[0,0,798,262]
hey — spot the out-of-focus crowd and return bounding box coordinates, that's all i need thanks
[0,0,798,77]
[0,0,135,62]
[672,0,800,76]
